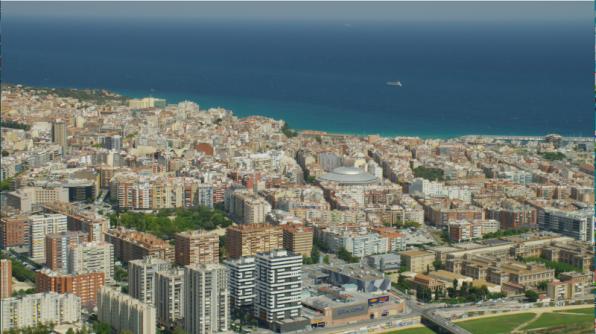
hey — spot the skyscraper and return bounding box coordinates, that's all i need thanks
[155,268,184,328]
[0,259,12,299]
[224,256,256,311]
[254,250,302,325]
[45,231,87,272]
[184,264,229,334]
[128,256,171,305]
[97,287,156,334]
[29,214,68,263]
[68,241,115,282]
[51,120,68,153]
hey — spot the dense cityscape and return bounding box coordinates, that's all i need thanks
[0,84,593,334]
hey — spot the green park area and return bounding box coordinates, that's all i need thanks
[385,327,436,334]
[456,307,594,334]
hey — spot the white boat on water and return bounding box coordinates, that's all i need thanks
[386,81,402,87]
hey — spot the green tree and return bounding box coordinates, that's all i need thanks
[323,255,330,264]
[525,290,539,302]
[433,259,442,271]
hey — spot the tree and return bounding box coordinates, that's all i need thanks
[310,246,321,264]
[525,290,539,302]
[323,255,330,264]
[537,280,549,291]
[433,259,442,271]
[416,285,433,303]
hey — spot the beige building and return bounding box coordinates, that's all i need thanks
[282,223,313,256]
[400,250,435,273]
[175,231,219,266]
[225,224,283,259]
[105,227,174,263]
[184,264,230,334]
[97,287,157,334]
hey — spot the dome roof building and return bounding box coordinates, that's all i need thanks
[317,167,379,186]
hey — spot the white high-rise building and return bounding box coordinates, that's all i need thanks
[184,264,229,334]
[97,287,156,334]
[155,268,184,328]
[129,256,172,305]
[29,214,68,263]
[0,292,81,331]
[224,256,256,310]
[254,250,302,324]
[68,241,115,281]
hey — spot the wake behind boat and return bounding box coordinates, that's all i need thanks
[386,80,402,87]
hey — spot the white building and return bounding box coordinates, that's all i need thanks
[0,292,81,331]
[343,233,389,257]
[68,241,115,282]
[155,268,185,329]
[129,256,172,305]
[254,250,302,324]
[29,214,68,263]
[224,256,256,310]
[184,264,230,334]
[97,287,156,334]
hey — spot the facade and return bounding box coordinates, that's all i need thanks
[224,256,256,310]
[0,293,81,332]
[44,231,87,271]
[29,214,68,263]
[400,250,435,273]
[51,120,68,152]
[129,256,172,305]
[68,241,115,281]
[97,287,157,334]
[174,231,219,266]
[254,250,302,325]
[0,217,28,248]
[36,269,105,308]
[447,219,500,242]
[225,224,283,259]
[184,263,230,334]
[282,223,313,256]
[155,268,185,328]
[538,208,594,243]
[105,227,174,263]
[0,259,12,299]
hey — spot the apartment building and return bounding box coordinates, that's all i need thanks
[225,224,283,259]
[174,231,219,266]
[184,264,230,334]
[282,223,313,256]
[129,256,172,305]
[105,227,174,263]
[97,287,157,334]
[36,269,105,308]
[0,293,81,332]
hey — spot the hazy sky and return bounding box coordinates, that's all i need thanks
[2,1,592,23]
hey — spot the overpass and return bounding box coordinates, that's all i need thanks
[421,310,472,334]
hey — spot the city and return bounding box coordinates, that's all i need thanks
[0,84,593,334]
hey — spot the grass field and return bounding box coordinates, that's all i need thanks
[457,313,536,334]
[553,307,594,315]
[523,309,593,331]
[385,327,436,334]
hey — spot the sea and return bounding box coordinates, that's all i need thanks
[1,13,593,138]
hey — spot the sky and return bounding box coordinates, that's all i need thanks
[2,1,592,23]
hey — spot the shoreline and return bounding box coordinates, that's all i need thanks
[3,82,591,140]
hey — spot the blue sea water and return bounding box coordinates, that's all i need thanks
[1,15,593,137]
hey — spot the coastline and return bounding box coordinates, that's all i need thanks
[4,82,591,140]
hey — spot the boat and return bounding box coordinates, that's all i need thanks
[386,81,402,87]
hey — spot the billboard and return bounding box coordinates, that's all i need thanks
[368,295,389,306]
[331,302,368,319]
